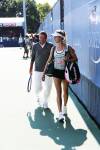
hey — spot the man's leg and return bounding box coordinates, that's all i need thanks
[33,71,42,105]
[42,75,52,108]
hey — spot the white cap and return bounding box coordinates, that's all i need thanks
[51,30,66,38]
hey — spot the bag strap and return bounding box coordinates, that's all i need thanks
[27,75,32,92]
[51,46,56,61]
[65,45,69,56]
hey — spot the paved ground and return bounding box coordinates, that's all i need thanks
[0,47,100,150]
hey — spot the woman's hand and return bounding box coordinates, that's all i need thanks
[42,73,45,81]
[64,55,69,62]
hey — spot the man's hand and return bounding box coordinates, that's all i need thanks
[29,69,32,75]
[42,73,45,81]
[29,62,33,75]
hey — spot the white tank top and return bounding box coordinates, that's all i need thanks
[54,48,66,70]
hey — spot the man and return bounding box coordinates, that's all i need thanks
[23,34,30,58]
[18,34,23,48]
[29,31,53,108]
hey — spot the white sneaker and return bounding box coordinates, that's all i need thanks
[58,112,64,121]
[62,106,67,115]
[43,102,48,109]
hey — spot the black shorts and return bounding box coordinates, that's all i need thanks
[53,69,65,79]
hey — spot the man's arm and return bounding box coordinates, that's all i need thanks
[29,46,36,75]
[29,61,33,75]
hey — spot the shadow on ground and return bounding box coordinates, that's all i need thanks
[27,107,87,150]
[69,89,100,144]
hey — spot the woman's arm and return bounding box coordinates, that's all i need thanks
[68,46,78,62]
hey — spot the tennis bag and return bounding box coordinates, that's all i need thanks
[65,61,80,84]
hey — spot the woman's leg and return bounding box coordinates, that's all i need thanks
[62,80,69,114]
[62,80,69,106]
[53,77,62,112]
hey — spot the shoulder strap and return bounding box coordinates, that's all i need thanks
[51,46,56,60]
[67,45,74,55]
[65,45,69,56]
[68,45,71,53]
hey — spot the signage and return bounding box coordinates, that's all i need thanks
[3,23,16,27]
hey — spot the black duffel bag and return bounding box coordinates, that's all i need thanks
[45,46,55,77]
[45,60,54,77]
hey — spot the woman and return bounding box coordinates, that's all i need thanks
[42,30,77,121]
